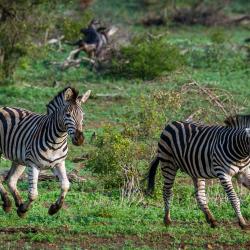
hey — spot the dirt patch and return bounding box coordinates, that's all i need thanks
[0,226,249,249]
[0,226,39,234]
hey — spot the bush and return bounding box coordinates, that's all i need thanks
[109,36,185,80]
[87,126,145,189]
[87,126,151,196]
[186,28,249,72]
[58,11,93,41]
[187,44,248,72]
[123,90,182,138]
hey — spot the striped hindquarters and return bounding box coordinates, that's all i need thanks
[0,107,42,162]
[158,122,223,178]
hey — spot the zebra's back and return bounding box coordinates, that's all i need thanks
[158,121,248,179]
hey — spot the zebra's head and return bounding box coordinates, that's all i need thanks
[62,88,91,146]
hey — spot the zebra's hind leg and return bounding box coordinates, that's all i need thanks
[218,174,249,230]
[17,165,40,218]
[161,162,178,226]
[0,182,12,213]
[48,162,70,215]
[192,178,217,228]
[7,162,26,208]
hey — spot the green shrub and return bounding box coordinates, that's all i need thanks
[58,11,93,41]
[87,126,144,189]
[209,29,229,44]
[110,36,185,80]
[187,44,248,72]
[123,90,182,138]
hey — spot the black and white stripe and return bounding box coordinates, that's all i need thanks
[147,121,250,229]
[225,114,250,128]
[0,87,91,217]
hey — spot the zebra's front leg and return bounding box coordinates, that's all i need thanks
[7,162,26,208]
[0,182,12,213]
[48,162,70,215]
[219,174,249,229]
[162,164,178,226]
[17,166,39,218]
[192,178,217,228]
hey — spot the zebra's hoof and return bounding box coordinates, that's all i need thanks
[239,223,250,230]
[210,220,218,228]
[3,204,12,213]
[48,204,60,215]
[17,204,27,218]
[164,219,172,226]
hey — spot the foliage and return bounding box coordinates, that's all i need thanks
[209,28,229,44]
[187,44,248,72]
[57,10,93,41]
[0,0,66,83]
[109,36,185,80]
[87,126,145,189]
[0,1,30,83]
[123,90,182,138]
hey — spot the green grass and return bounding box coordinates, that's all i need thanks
[0,175,249,249]
[0,0,250,249]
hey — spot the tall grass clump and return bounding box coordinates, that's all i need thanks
[110,36,185,80]
[87,126,148,191]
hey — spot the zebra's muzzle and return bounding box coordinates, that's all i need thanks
[72,130,84,146]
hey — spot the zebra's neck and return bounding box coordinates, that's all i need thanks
[225,129,250,159]
[43,111,68,146]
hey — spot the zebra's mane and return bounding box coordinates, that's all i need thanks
[46,87,79,114]
[224,114,250,128]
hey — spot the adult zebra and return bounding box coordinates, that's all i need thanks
[147,121,250,229]
[225,114,250,128]
[224,114,250,192]
[0,87,91,217]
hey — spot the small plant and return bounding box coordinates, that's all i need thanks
[109,35,185,80]
[87,126,143,189]
[209,28,229,44]
[123,90,182,138]
[58,11,93,41]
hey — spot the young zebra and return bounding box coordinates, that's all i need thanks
[147,121,250,229]
[0,87,91,217]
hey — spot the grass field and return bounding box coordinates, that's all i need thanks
[0,0,250,249]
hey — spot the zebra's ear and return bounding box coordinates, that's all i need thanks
[77,90,91,104]
[246,128,250,137]
[64,88,74,101]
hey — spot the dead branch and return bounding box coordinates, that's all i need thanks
[46,35,65,50]
[58,46,96,70]
[181,81,229,115]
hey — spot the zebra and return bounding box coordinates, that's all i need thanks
[224,114,250,128]
[0,87,91,217]
[147,121,250,229]
[224,114,250,190]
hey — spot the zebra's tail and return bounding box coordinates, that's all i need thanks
[146,156,160,195]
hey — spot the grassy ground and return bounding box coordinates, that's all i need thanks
[0,1,250,249]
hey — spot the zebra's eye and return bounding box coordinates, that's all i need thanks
[65,113,71,117]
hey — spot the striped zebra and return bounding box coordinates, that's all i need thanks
[147,121,250,229]
[0,87,91,217]
[224,114,250,191]
[225,114,250,128]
